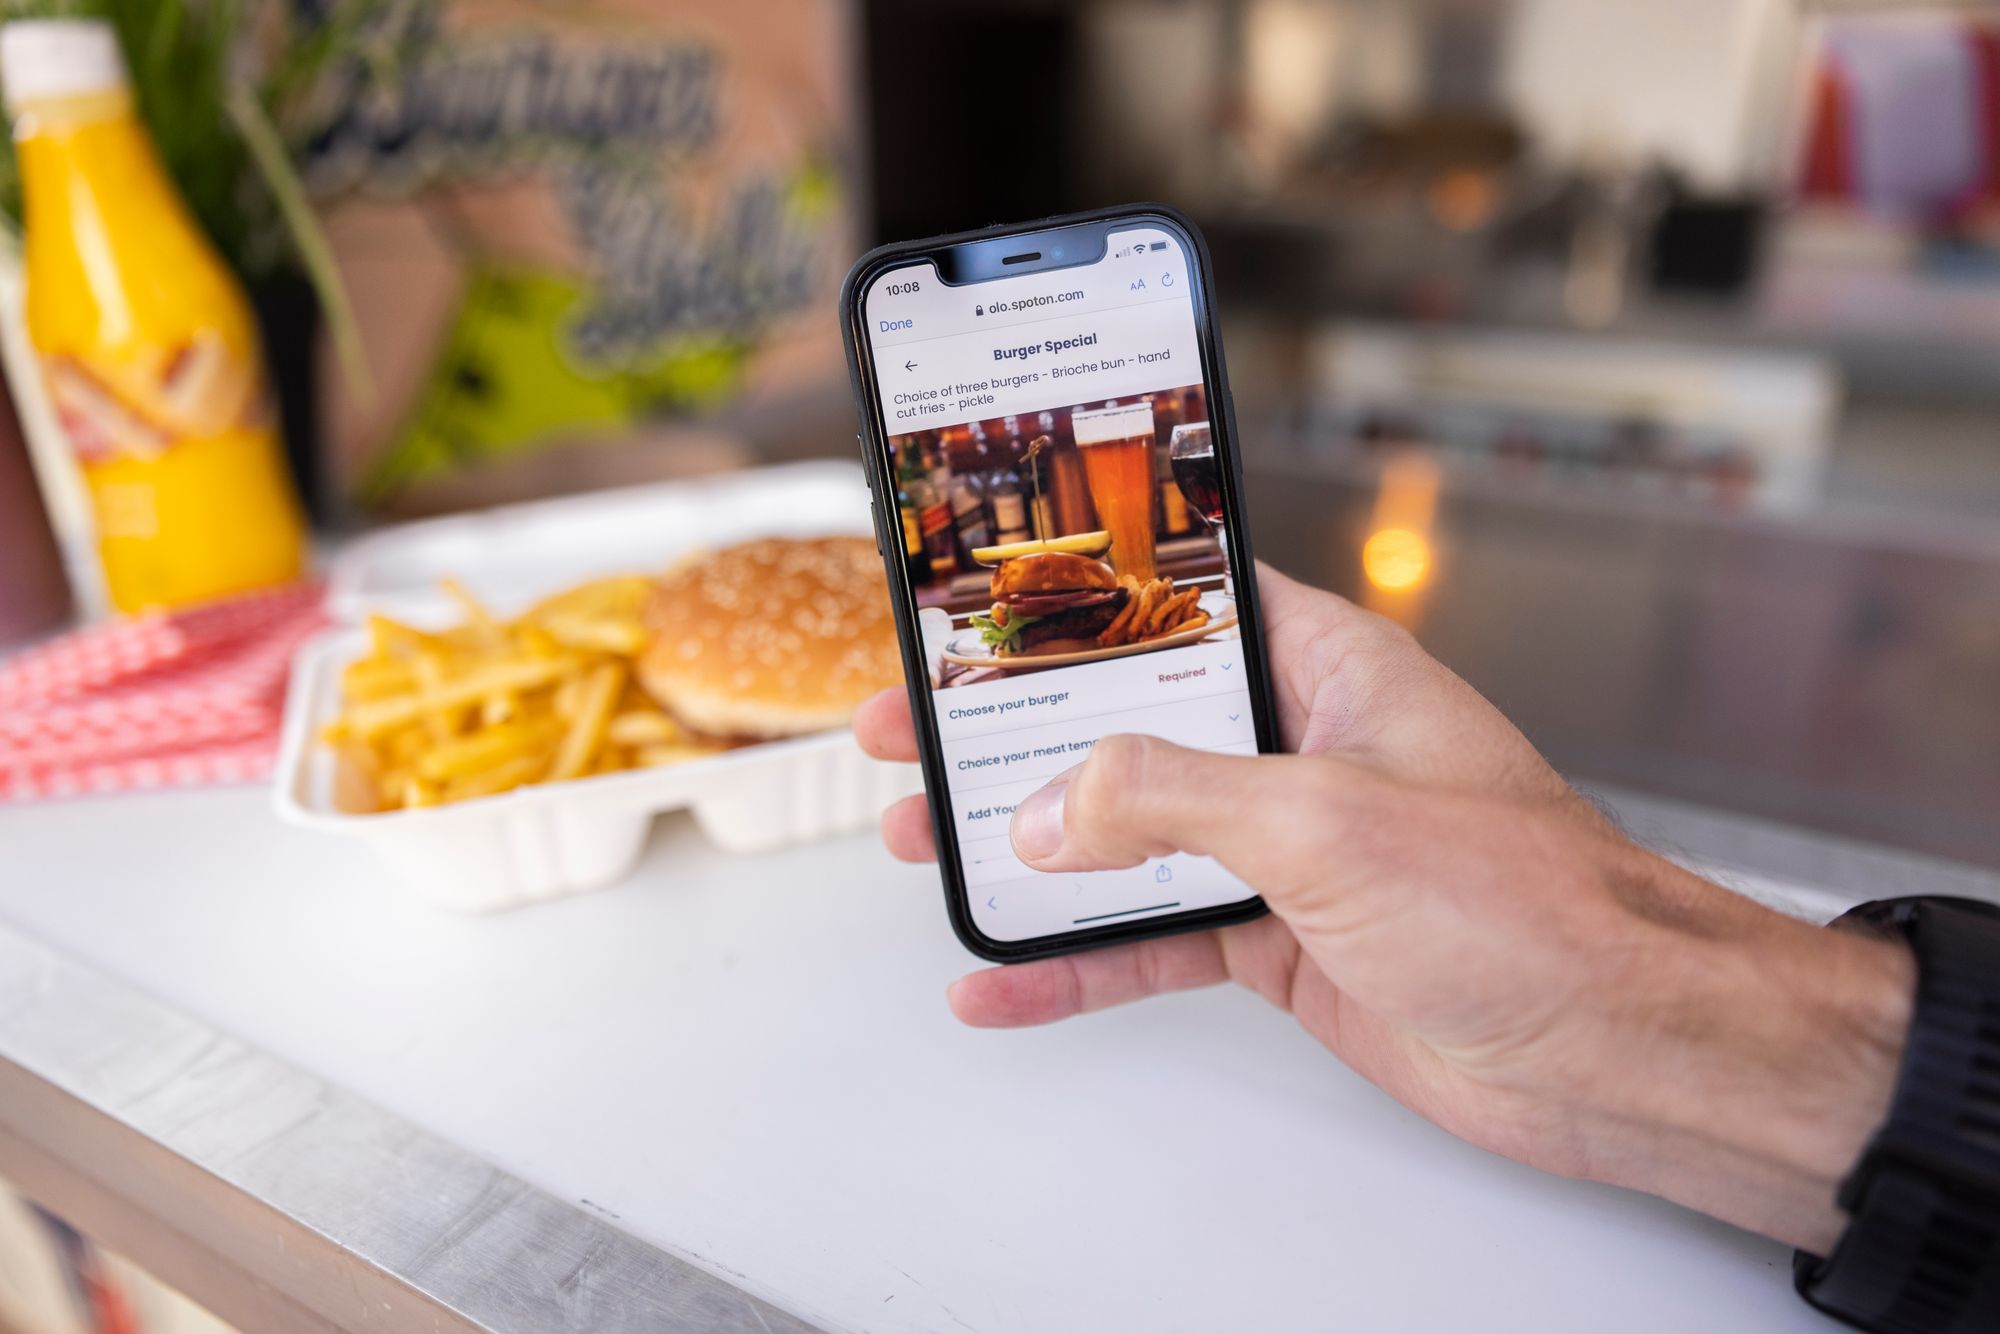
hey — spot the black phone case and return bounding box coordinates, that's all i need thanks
[839,203,1279,962]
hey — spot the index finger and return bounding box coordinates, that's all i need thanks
[853,686,919,762]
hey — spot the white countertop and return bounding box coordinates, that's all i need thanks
[0,784,1852,1333]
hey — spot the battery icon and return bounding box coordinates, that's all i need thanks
[1148,241,1169,251]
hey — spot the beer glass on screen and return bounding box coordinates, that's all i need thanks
[1169,421,1231,592]
[1071,402,1158,582]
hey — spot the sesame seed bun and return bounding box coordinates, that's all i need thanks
[638,536,904,738]
[988,550,1118,599]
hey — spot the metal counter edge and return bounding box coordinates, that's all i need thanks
[0,924,822,1334]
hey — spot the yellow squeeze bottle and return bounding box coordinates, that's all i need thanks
[3,20,305,613]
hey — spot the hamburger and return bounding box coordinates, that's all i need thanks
[637,537,903,738]
[972,551,1129,656]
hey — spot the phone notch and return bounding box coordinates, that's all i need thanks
[934,223,1107,285]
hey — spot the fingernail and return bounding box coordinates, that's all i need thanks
[1011,779,1068,860]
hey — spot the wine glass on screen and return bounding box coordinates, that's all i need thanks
[1168,421,1231,596]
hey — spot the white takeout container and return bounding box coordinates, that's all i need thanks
[273,463,923,912]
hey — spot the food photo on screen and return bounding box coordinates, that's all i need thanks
[884,384,1239,688]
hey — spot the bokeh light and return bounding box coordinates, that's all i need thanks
[1361,527,1432,592]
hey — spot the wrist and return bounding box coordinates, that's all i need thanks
[1594,875,1914,1249]
[1715,919,1912,1251]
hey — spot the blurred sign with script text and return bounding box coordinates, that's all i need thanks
[300,0,859,516]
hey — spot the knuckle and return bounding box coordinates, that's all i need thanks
[1357,601,1419,651]
[1070,733,1160,840]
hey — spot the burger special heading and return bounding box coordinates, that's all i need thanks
[993,331,1100,363]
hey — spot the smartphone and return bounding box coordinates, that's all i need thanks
[840,204,1278,962]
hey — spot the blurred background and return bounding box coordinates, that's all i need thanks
[3,0,1994,863]
[856,0,2000,871]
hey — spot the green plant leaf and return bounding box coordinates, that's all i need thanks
[0,0,372,282]
[227,84,372,404]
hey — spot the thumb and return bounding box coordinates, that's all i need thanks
[1009,733,1331,876]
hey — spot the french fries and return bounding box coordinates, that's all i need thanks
[1095,576,1214,649]
[320,574,724,813]
[1097,575,1143,644]
[549,661,624,782]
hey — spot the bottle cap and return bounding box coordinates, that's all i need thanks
[1,20,129,116]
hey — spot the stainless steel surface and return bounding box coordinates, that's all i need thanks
[1243,459,2000,869]
[0,925,819,1334]
[1586,782,2000,910]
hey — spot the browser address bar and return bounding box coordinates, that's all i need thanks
[865,232,1192,348]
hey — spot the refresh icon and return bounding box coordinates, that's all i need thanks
[1161,271,1176,287]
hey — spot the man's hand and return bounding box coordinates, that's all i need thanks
[853,564,1914,1253]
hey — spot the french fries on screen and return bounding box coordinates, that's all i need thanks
[1092,575,1210,649]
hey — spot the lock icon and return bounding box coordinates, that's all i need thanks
[974,305,985,316]
[1154,863,1173,884]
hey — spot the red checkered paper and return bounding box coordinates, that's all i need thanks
[0,583,327,801]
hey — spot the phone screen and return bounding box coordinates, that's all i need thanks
[859,221,1262,948]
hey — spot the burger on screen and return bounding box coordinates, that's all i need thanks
[970,551,1129,656]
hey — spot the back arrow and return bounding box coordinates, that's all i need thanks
[986,896,997,910]
[904,360,918,372]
